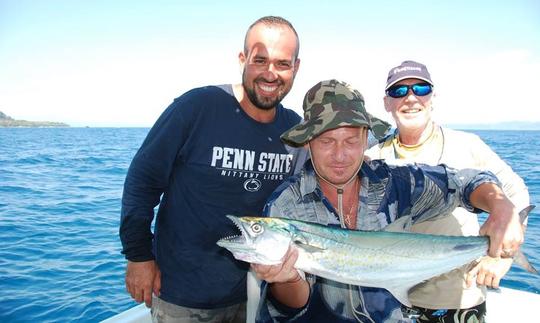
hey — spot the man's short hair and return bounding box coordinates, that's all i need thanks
[243,16,300,59]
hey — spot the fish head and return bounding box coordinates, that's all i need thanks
[217,215,293,265]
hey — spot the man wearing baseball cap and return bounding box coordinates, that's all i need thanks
[367,61,530,322]
[248,79,524,322]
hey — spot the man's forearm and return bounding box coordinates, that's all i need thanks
[120,212,155,261]
[469,182,512,214]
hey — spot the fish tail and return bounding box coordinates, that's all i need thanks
[514,249,538,274]
[518,205,535,224]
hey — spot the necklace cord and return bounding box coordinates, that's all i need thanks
[308,146,362,228]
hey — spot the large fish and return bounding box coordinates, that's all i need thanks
[217,207,536,307]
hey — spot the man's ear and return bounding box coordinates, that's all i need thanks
[293,58,301,77]
[238,51,246,71]
[383,96,391,112]
[363,128,369,150]
[429,91,436,110]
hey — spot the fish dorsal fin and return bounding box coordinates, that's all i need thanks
[383,216,412,233]
[519,205,535,224]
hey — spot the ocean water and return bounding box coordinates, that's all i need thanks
[0,128,538,322]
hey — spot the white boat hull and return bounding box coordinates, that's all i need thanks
[101,287,540,322]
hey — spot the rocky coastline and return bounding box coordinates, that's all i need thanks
[0,111,69,127]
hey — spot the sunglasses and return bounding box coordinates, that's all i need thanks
[386,83,432,98]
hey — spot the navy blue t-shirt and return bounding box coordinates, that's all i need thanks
[120,85,304,308]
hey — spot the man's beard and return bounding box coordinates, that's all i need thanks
[242,72,290,110]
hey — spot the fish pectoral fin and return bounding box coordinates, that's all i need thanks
[387,286,413,308]
[383,216,412,233]
[292,232,326,253]
[294,241,326,253]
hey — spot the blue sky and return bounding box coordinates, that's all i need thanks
[1,0,539,127]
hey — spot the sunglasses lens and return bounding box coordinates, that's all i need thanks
[412,84,432,96]
[387,85,409,98]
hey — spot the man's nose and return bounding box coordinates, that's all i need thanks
[404,90,420,102]
[333,144,347,161]
[261,63,278,81]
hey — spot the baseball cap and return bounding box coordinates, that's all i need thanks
[385,60,433,90]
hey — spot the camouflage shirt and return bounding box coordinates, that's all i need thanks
[256,159,499,323]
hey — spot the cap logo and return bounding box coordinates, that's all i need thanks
[393,66,422,74]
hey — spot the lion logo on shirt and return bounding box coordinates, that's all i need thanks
[244,179,262,192]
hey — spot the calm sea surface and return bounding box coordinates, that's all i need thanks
[0,128,538,322]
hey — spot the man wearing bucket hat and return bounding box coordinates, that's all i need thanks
[250,79,524,322]
[366,60,530,322]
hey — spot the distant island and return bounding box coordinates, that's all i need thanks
[0,111,69,127]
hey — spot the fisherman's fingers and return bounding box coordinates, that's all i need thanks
[466,263,480,288]
[280,248,301,282]
[477,269,499,288]
[480,222,503,257]
[498,231,523,258]
[125,271,140,300]
[480,257,512,288]
[491,274,502,288]
[143,287,153,308]
[481,209,524,258]
[474,261,495,287]
[480,274,494,288]
[481,256,513,274]
[469,256,512,288]
[251,264,297,284]
[130,276,153,304]
[126,277,144,303]
[153,268,162,297]
[251,263,281,282]
[282,247,298,271]
[130,290,141,303]
[476,269,487,288]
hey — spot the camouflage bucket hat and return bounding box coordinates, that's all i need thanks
[280,79,391,147]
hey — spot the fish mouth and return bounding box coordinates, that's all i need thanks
[216,215,252,250]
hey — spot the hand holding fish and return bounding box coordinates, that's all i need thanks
[251,246,300,283]
[466,256,513,288]
[251,246,310,308]
[480,205,523,258]
[470,182,524,258]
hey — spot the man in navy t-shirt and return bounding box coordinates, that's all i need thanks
[120,16,305,323]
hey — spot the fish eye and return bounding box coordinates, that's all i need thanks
[251,223,263,234]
